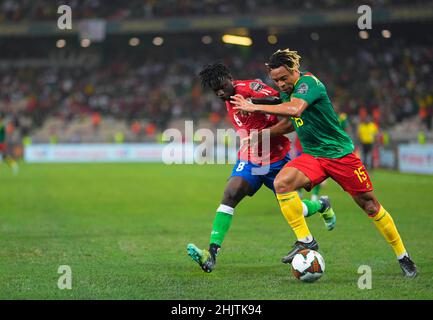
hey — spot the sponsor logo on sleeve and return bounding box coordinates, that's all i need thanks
[296,83,309,94]
[249,82,264,92]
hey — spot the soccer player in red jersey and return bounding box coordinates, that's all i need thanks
[231,49,416,277]
[187,62,336,273]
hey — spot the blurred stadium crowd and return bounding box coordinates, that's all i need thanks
[1,37,432,143]
[0,1,432,149]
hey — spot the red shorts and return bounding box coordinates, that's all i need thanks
[0,143,6,153]
[285,152,373,195]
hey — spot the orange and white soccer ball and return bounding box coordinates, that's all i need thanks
[291,249,325,282]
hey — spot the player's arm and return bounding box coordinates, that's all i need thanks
[232,94,308,117]
[233,77,321,117]
[237,96,283,116]
[248,94,294,137]
[268,117,294,136]
[250,96,282,105]
[239,117,293,152]
[255,117,294,140]
[251,93,294,134]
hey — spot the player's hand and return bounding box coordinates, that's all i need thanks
[236,98,252,116]
[231,94,258,113]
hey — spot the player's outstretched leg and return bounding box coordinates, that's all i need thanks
[187,176,252,273]
[186,204,231,273]
[353,192,417,278]
[188,204,233,273]
[371,206,417,278]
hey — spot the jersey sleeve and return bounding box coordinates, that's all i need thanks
[247,82,281,124]
[291,76,323,106]
[247,81,279,98]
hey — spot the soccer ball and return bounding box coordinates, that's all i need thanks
[291,249,325,282]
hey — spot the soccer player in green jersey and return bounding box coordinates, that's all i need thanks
[231,49,416,277]
[0,113,19,175]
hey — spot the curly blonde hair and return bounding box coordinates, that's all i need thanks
[265,49,301,72]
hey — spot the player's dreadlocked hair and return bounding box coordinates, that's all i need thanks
[265,49,301,72]
[199,62,232,89]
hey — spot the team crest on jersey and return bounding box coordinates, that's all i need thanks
[249,82,263,92]
[296,83,309,94]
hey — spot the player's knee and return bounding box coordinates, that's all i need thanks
[274,175,296,194]
[363,199,380,216]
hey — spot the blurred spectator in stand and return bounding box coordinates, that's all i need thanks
[114,131,124,144]
[418,131,426,144]
[145,123,156,140]
[358,115,379,170]
[92,112,101,134]
[359,106,368,121]
[372,108,381,126]
[48,125,58,144]
[131,120,142,141]
[419,94,433,130]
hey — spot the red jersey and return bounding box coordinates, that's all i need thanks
[226,80,290,165]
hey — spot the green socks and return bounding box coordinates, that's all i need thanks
[302,199,323,217]
[208,199,322,247]
[209,205,234,246]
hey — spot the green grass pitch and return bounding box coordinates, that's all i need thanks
[0,163,432,299]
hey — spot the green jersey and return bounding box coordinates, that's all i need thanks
[280,71,354,158]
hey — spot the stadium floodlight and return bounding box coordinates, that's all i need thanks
[222,34,253,46]
[382,30,392,38]
[129,37,140,46]
[153,37,164,46]
[202,35,213,44]
[56,39,66,48]
[267,35,278,44]
[359,30,369,39]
